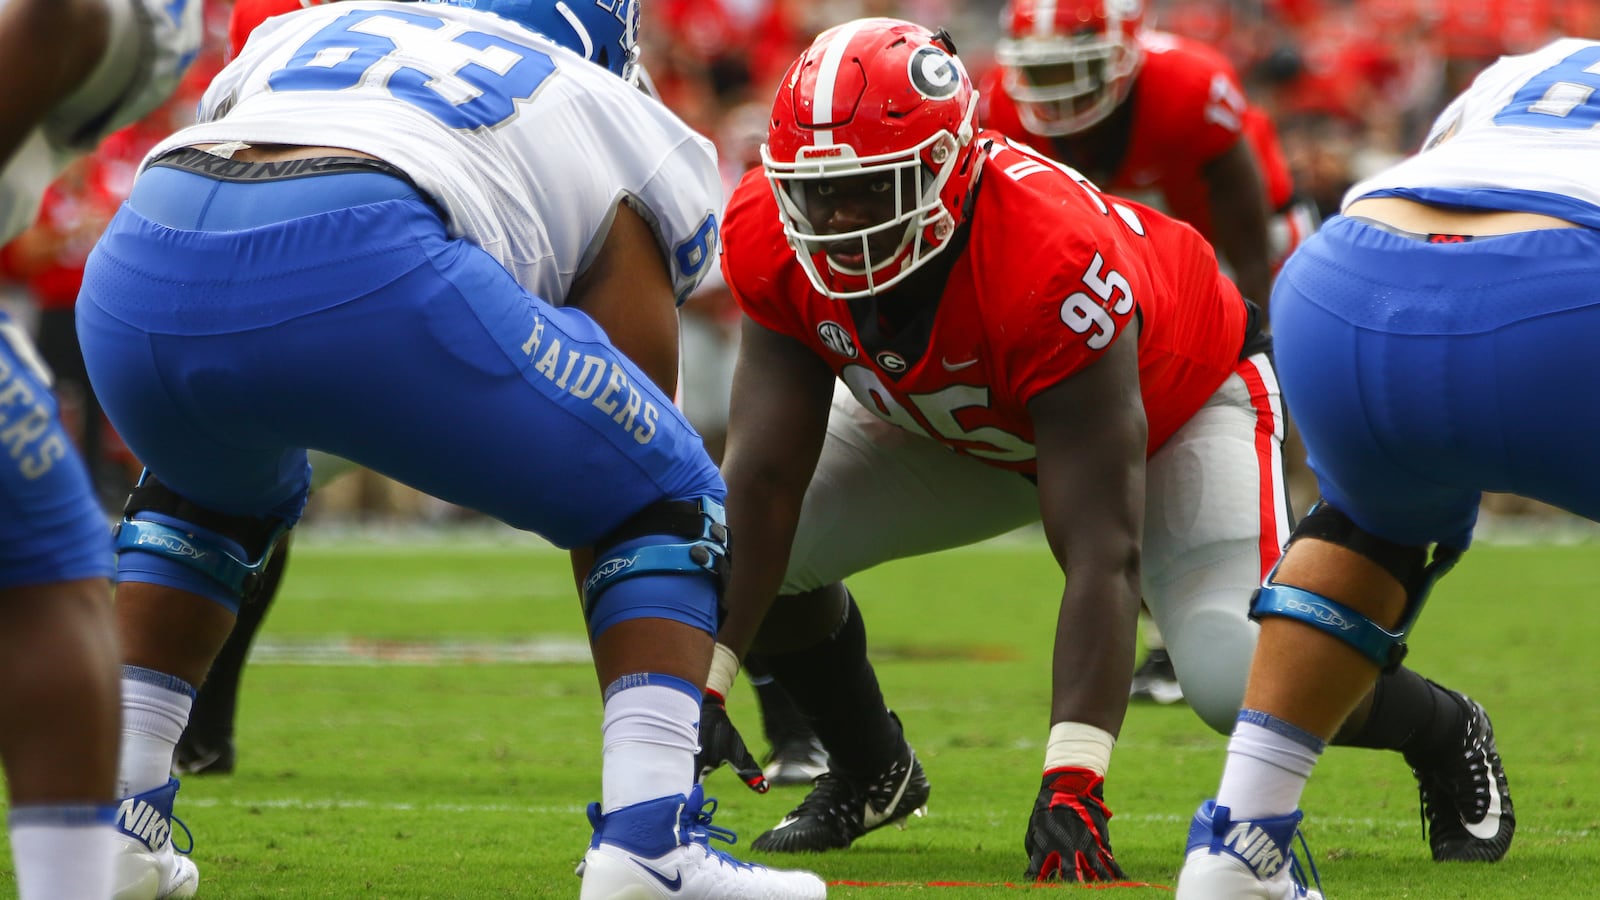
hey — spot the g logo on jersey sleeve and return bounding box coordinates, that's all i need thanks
[908,46,962,100]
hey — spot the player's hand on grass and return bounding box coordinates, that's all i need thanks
[1024,767,1126,882]
[695,689,769,793]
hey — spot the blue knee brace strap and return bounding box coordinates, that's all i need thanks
[115,516,285,603]
[113,472,291,611]
[583,497,729,637]
[1251,583,1409,669]
[1251,502,1463,670]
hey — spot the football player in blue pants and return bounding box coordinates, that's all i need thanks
[0,1,202,898]
[74,1,825,897]
[1177,37,1600,899]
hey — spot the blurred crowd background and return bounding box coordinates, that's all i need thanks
[4,0,1594,523]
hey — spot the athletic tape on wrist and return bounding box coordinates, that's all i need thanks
[706,642,739,697]
[1044,722,1116,776]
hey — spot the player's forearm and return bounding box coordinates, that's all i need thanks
[1211,205,1273,309]
[715,484,806,660]
[0,0,108,164]
[1227,255,1273,317]
[1048,569,1140,735]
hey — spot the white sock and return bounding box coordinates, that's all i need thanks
[1215,710,1325,820]
[9,805,115,900]
[119,667,195,796]
[600,680,700,813]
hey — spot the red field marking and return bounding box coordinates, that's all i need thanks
[828,880,1171,890]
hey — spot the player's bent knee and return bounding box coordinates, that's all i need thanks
[113,473,290,614]
[583,496,728,639]
[1165,608,1254,734]
[750,582,850,655]
[1251,501,1460,671]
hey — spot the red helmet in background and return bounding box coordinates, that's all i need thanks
[763,18,980,300]
[995,0,1145,136]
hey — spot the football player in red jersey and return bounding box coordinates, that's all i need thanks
[694,17,1512,882]
[981,0,1314,312]
[227,0,330,60]
[982,0,1316,705]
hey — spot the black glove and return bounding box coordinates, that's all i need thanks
[1024,767,1126,882]
[694,689,769,793]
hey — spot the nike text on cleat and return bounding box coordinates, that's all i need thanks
[579,785,826,899]
[1406,689,1515,862]
[751,739,929,853]
[111,778,199,900]
[1176,801,1324,900]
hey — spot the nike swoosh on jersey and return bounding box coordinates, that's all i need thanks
[631,859,683,891]
[941,357,978,371]
[1462,753,1504,841]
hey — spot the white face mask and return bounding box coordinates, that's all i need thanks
[762,99,975,300]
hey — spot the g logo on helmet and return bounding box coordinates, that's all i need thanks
[907,46,961,101]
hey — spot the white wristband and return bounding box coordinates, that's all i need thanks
[706,642,740,697]
[1044,722,1116,777]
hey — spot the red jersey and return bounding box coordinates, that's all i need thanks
[721,135,1249,475]
[979,31,1293,241]
[230,0,328,58]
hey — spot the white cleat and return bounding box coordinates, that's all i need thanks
[111,779,199,900]
[1176,801,1323,900]
[579,787,826,899]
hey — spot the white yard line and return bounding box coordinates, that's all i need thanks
[245,636,592,665]
[171,795,1598,839]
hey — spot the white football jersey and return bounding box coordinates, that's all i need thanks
[148,1,722,305]
[1346,38,1600,230]
[0,0,205,241]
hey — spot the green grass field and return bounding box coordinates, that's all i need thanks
[5,528,1598,897]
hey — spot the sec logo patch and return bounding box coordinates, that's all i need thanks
[818,321,858,358]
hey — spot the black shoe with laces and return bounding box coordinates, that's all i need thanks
[1405,692,1514,862]
[1129,648,1185,705]
[764,733,831,787]
[172,733,236,777]
[751,742,930,853]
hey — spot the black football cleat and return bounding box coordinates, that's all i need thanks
[752,741,929,853]
[764,734,831,788]
[1406,691,1514,862]
[1129,648,1185,705]
[172,733,235,777]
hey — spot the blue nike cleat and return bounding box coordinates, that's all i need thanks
[1176,800,1323,900]
[579,785,826,898]
[111,778,198,900]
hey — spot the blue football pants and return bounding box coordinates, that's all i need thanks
[0,315,113,588]
[1272,215,1600,549]
[76,166,722,551]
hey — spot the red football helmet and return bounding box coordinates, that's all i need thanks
[762,18,980,300]
[996,0,1146,136]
